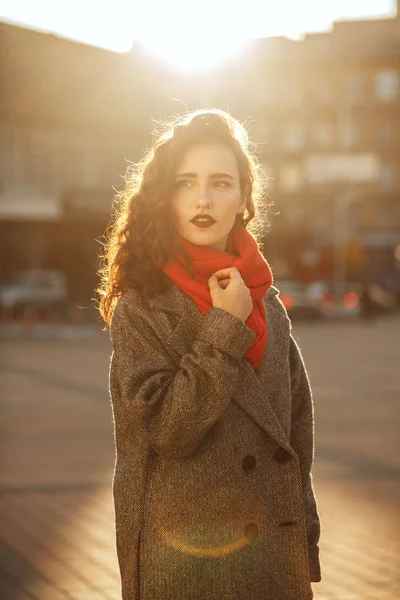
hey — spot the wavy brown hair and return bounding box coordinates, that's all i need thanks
[97,108,270,325]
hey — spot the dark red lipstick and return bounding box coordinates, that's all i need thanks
[190,214,216,228]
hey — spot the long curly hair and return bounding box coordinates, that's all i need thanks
[97,108,270,325]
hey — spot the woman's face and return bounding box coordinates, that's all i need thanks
[172,143,246,252]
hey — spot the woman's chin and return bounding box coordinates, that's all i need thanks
[182,231,226,249]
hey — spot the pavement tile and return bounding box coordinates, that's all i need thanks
[1,315,399,599]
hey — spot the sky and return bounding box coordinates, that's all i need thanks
[0,0,396,69]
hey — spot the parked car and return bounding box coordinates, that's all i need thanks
[276,280,361,320]
[359,282,398,318]
[0,269,68,317]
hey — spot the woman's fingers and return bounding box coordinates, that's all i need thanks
[209,274,230,289]
[217,279,230,289]
[208,274,219,291]
[212,268,242,289]
[213,267,242,280]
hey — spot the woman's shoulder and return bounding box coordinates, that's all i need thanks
[110,288,157,349]
[112,287,151,327]
[264,285,289,318]
[117,286,146,307]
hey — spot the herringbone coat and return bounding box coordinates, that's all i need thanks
[109,277,321,600]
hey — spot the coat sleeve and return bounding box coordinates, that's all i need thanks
[109,292,256,459]
[289,333,322,583]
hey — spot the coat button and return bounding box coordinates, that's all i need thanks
[279,521,297,527]
[242,455,256,472]
[244,523,259,541]
[273,447,291,464]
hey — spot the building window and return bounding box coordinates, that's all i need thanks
[247,121,271,144]
[339,120,360,150]
[279,79,303,108]
[374,69,400,102]
[379,162,398,191]
[312,121,334,147]
[0,124,17,188]
[378,119,397,146]
[282,124,304,151]
[311,76,334,103]
[260,161,274,178]
[257,80,276,105]
[258,161,275,192]
[343,73,365,104]
[279,163,305,193]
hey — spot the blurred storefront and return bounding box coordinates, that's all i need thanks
[1,15,400,306]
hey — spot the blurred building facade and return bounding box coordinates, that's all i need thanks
[0,11,400,303]
[225,14,400,288]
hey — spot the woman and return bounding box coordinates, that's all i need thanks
[98,109,321,600]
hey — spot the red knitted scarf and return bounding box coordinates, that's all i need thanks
[162,226,273,370]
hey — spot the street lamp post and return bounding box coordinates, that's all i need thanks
[332,187,359,305]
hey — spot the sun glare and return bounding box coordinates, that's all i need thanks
[138,36,250,71]
[0,0,395,69]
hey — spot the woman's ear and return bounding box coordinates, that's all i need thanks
[235,196,247,226]
[238,194,247,213]
[241,185,251,210]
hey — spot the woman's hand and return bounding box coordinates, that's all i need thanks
[208,267,253,322]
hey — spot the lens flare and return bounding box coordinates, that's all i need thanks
[159,524,259,558]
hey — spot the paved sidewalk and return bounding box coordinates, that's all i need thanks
[0,315,399,599]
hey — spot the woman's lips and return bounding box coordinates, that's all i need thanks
[191,220,216,228]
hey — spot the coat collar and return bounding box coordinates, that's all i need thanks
[149,279,291,451]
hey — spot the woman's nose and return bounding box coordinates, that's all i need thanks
[196,185,212,207]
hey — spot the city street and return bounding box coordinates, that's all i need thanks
[0,315,399,600]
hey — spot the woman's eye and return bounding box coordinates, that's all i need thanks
[176,179,193,188]
[214,180,231,188]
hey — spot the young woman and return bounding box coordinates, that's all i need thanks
[98,109,321,600]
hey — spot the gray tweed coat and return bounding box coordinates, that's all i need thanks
[109,278,321,600]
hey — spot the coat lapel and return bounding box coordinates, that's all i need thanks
[149,281,291,451]
[233,288,292,451]
[149,280,204,358]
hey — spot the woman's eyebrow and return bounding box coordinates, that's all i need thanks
[210,173,235,179]
[175,172,235,179]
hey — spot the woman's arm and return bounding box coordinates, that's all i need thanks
[289,334,322,583]
[110,292,256,459]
